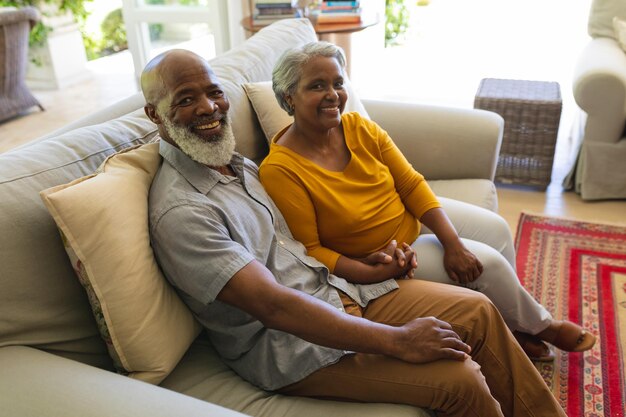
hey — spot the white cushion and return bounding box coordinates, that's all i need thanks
[613,16,626,51]
[588,0,626,39]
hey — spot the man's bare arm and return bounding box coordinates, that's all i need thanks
[217,259,470,363]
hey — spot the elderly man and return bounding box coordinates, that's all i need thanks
[142,49,566,417]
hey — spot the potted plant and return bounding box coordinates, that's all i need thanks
[0,0,93,89]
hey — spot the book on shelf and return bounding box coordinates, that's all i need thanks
[255,6,294,15]
[317,0,361,23]
[316,11,362,24]
[321,0,360,7]
[251,0,296,25]
[254,2,293,8]
[320,1,360,10]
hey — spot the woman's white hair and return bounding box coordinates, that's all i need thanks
[272,41,346,116]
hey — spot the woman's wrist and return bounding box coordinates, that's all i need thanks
[439,234,464,251]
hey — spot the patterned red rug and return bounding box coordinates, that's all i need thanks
[514,212,626,417]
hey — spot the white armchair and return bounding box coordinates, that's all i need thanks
[564,0,626,200]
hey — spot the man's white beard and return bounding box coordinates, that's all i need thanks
[161,115,236,167]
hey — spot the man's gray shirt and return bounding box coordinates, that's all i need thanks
[149,140,399,391]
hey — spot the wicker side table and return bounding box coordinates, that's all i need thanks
[473,78,562,188]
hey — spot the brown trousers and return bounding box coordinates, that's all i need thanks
[279,280,566,417]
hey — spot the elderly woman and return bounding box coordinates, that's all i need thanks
[259,41,595,360]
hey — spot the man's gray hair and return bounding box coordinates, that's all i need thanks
[272,41,346,116]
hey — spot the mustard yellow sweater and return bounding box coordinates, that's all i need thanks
[259,112,440,273]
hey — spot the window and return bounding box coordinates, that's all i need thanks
[121,0,231,77]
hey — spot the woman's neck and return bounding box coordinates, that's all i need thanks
[280,122,351,172]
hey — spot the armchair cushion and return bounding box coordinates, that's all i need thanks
[613,16,626,51]
[40,142,202,385]
[588,0,626,39]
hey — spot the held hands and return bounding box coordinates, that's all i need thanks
[362,240,417,280]
[391,317,471,363]
[443,241,483,284]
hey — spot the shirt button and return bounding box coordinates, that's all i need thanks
[279,240,284,245]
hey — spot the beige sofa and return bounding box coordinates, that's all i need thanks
[0,18,503,417]
[564,0,626,200]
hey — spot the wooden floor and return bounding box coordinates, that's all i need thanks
[1,47,625,234]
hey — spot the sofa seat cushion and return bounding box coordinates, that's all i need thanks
[161,339,433,417]
[40,142,201,385]
[428,179,498,212]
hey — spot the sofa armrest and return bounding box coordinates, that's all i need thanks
[361,99,503,181]
[573,37,626,144]
[0,346,249,417]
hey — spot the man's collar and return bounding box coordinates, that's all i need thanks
[158,139,245,195]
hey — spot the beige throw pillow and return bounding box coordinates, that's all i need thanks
[243,79,370,143]
[40,142,202,385]
[614,16,626,52]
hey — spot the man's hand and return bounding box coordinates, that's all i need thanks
[391,316,471,363]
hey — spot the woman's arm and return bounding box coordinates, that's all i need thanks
[372,121,441,221]
[419,208,483,284]
[366,118,482,283]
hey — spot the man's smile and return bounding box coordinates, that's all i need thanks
[195,120,220,130]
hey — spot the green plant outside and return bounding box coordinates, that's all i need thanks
[83,7,128,60]
[385,0,409,47]
[385,0,429,47]
[0,0,130,61]
[0,0,92,46]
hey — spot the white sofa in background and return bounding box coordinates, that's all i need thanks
[0,18,503,417]
[564,0,626,200]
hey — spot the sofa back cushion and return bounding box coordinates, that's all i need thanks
[0,18,318,367]
[588,0,626,39]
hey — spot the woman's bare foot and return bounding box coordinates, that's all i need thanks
[536,320,596,352]
[513,331,554,362]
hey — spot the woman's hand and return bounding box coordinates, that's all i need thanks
[362,240,417,279]
[443,241,483,284]
[334,241,417,284]
[418,207,483,284]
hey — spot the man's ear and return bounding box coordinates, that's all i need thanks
[144,104,161,125]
